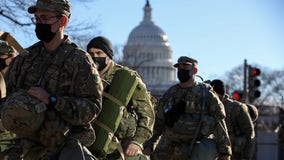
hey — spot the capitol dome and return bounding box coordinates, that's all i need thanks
[123,0,176,95]
[127,16,169,46]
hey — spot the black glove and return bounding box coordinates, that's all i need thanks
[164,109,175,128]
[174,100,186,115]
[164,100,186,128]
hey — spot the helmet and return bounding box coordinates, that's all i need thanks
[1,90,46,136]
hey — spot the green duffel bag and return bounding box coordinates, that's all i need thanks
[91,69,138,158]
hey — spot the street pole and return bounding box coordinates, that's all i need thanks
[243,59,248,103]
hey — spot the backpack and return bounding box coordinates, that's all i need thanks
[246,103,258,122]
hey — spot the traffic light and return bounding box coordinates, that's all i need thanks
[233,90,243,101]
[248,66,261,102]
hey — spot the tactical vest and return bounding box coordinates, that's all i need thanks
[2,42,78,138]
[3,40,98,157]
[165,83,215,142]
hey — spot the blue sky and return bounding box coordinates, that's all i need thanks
[72,0,284,80]
[2,0,284,80]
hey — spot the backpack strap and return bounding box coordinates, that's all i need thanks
[188,83,208,156]
[0,73,6,98]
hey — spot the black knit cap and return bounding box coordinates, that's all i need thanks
[87,36,113,59]
[210,79,226,95]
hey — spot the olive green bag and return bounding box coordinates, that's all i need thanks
[91,69,138,159]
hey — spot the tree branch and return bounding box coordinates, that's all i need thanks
[0,10,32,26]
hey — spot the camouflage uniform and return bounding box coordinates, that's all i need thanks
[222,94,255,160]
[0,42,15,98]
[145,82,231,160]
[210,79,255,160]
[94,60,154,160]
[2,37,103,159]
[0,42,17,156]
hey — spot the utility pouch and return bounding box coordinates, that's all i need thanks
[190,137,218,160]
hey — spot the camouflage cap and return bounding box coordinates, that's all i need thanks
[28,0,71,16]
[0,42,15,54]
[173,56,198,68]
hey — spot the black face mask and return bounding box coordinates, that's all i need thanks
[92,57,107,71]
[177,69,191,83]
[0,58,7,71]
[35,23,57,43]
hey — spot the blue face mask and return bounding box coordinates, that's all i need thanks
[92,57,107,71]
[177,69,191,83]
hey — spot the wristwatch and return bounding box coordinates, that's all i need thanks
[48,95,58,109]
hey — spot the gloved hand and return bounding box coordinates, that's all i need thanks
[164,100,186,128]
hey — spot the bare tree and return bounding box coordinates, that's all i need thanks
[0,0,99,48]
[223,64,244,94]
[0,0,34,26]
[223,64,284,106]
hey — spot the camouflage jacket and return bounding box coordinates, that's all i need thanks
[146,82,232,155]
[4,36,103,147]
[222,94,255,159]
[101,61,155,149]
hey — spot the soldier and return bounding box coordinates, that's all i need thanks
[143,56,231,160]
[210,79,255,160]
[0,42,17,153]
[0,42,17,99]
[0,42,17,75]
[86,36,155,160]
[1,0,103,159]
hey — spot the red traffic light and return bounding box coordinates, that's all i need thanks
[248,66,261,103]
[252,68,261,76]
[233,91,243,101]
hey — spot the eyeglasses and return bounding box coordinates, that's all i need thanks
[31,15,61,24]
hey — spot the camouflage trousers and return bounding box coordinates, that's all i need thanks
[2,137,96,160]
[151,140,190,160]
[151,137,218,160]
[102,143,149,160]
[231,152,242,160]
[99,137,149,160]
[103,153,149,160]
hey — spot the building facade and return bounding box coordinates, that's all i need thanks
[123,0,177,97]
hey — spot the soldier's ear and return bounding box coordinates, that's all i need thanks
[60,15,68,27]
[193,68,198,74]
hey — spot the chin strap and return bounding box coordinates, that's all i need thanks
[196,75,204,82]
[0,30,28,55]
